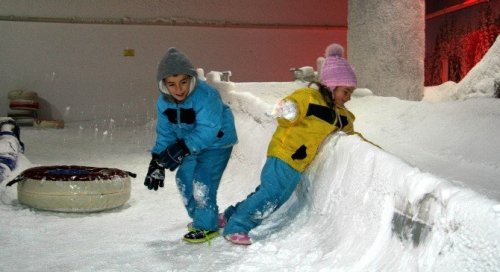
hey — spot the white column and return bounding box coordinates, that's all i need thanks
[348,0,425,100]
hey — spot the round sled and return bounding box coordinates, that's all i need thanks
[14,166,133,212]
[9,99,39,111]
[8,90,38,101]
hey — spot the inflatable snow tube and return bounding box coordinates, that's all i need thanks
[8,109,37,127]
[8,90,38,101]
[12,166,134,212]
[9,99,39,110]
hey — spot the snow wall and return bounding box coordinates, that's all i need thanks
[214,77,500,271]
[423,35,500,102]
[456,35,500,99]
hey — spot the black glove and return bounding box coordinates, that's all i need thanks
[159,140,190,171]
[144,154,165,191]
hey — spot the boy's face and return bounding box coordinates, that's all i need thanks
[333,86,355,107]
[164,74,191,102]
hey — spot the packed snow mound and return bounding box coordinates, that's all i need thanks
[297,134,500,271]
[424,35,500,102]
[422,81,458,103]
[1,78,498,271]
[456,35,500,99]
[218,85,500,271]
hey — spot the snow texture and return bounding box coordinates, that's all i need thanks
[456,36,500,99]
[423,36,500,102]
[193,180,209,208]
[1,38,500,271]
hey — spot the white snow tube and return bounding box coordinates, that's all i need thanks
[13,166,134,212]
[8,90,38,101]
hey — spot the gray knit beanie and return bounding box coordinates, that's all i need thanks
[156,47,198,83]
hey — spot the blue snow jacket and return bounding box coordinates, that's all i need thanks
[152,47,237,155]
[152,79,237,155]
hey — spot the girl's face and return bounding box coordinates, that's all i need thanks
[164,74,191,102]
[333,86,355,107]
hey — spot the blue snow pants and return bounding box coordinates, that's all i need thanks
[175,146,233,231]
[222,157,302,236]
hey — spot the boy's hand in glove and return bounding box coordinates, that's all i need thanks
[159,140,190,171]
[144,154,165,191]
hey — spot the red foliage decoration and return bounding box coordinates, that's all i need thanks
[425,3,499,86]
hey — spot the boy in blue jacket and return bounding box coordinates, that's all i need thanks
[144,47,237,243]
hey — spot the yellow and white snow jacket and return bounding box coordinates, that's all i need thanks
[267,87,371,172]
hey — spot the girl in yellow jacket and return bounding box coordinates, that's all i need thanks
[222,43,373,245]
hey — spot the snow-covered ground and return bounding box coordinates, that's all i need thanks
[1,39,499,272]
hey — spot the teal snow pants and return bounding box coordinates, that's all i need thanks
[222,157,302,236]
[175,146,233,231]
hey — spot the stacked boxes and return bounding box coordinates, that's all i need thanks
[7,90,39,126]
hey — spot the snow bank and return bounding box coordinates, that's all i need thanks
[223,87,500,271]
[422,81,458,103]
[297,134,500,271]
[1,76,497,271]
[424,35,500,102]
[455,36,500,99]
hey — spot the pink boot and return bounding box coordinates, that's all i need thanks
[218,212,227,228]
[224,233,252,245]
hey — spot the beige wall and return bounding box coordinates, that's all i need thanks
[0,1,347,121]
[0,0,348,26]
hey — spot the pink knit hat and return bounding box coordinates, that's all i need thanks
[319,43,357,90]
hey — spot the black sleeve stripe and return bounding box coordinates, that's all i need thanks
[306,104,335,124]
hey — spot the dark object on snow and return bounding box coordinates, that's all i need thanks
[144,154,165,191]
[494,78,500,98]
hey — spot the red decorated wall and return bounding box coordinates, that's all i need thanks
[425,0,499,86]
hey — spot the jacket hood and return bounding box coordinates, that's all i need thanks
[157,47,198,96]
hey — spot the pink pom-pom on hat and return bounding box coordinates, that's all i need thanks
[319,43,357,91]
